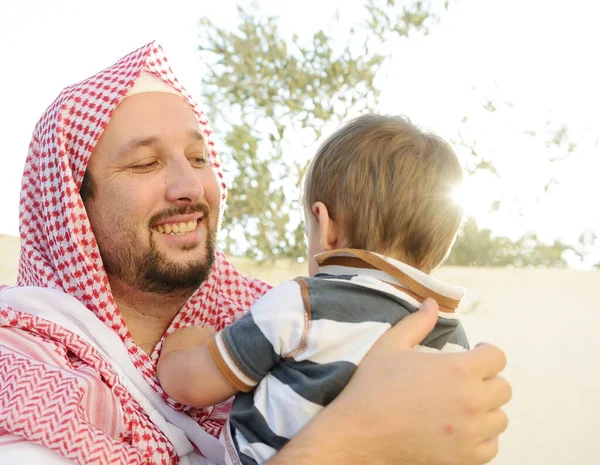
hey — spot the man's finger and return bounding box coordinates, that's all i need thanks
[473,435,500,465]
[480,408,509,441]
[483,376,512,410]
[467,343,507,379]
[384,298,439,349]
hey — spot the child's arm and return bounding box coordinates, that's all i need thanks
[157,280,307,408]
[157,326,237,408]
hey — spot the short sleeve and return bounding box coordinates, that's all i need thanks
[207,280,306,392]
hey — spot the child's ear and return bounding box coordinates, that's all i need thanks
[312,202,341,251]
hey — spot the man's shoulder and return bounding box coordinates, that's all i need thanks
[0,320,80,387]
[0,286,103,376]
[0,313,128,457]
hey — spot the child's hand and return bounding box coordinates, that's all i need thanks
[160,325,216,357]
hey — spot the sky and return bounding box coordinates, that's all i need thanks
[0,0,598,267]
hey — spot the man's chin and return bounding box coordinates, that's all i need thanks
[132,226,217,294]
[157,240,204,256]
[141,255,215,295]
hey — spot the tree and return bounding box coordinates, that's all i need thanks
[447,92,594,267]
[446,217,573,267]
[198,0,438,260]
[199,2,594,268]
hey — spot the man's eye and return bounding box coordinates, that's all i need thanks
[190,157,209,168]
[130,161,158,171]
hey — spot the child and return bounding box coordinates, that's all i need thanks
[157,114,469,465]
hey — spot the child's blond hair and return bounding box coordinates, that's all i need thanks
[304,114,463,272]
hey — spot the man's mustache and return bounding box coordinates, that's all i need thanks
[149,204,210,227]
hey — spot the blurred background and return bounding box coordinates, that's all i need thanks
[0,0,598,463]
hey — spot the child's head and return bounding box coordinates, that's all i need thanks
[304,114,463,275]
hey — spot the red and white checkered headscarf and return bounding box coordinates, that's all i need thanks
[0,41,270,464]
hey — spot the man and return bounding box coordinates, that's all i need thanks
[0,42,510,465]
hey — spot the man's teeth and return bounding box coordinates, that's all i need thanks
[155,220,198,235]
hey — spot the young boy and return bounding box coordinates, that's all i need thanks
[157,114,469,465]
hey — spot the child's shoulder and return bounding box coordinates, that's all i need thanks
[250,278,305,309]
[293,273,376,289]
[291,273,388,303]
[255,274,385,312]
[254,274,364,308]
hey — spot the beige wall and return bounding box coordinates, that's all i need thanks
[0,234,598,464]
[0,234,19,284]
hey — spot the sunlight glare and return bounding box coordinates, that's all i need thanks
[451,175,502,224]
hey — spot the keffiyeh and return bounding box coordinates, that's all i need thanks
[0,41,270,465]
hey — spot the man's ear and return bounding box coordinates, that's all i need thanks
[312,201,341,251]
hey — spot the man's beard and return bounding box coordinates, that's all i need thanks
[98,205,217,295]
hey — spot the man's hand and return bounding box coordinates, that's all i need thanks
[160,325,215,357]
[270,299,511,465]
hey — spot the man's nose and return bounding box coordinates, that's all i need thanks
[164,158,204,204]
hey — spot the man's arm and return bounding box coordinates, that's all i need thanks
[269,299,511,465]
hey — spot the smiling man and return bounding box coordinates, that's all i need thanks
[0,42,511,465]
[82,78,224,354]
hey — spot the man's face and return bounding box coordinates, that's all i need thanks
[84,92,220,295]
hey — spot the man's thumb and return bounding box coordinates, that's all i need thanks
[389,298,439,349]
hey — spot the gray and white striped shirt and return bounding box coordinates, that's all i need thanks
[207,249,468,465]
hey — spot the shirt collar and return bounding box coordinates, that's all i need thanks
[315,248,465,313]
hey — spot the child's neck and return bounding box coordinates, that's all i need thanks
[379,249,431,275]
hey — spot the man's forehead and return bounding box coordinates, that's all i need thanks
[107,93,200,137]
[89,93,205,163]
[115,91,195,118]
[110,129,206,162]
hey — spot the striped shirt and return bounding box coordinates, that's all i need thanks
[207,249,469,465]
